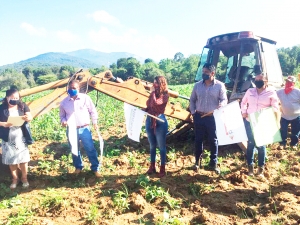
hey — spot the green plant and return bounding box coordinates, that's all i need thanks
[0,196,21,209]
[271,218,285,225]
[144,185,168,202]
[167,149,177,162]
[40,188,69,212]
[201,149,211,166]
[113,184,129,213]
[4,207,33,225]
[136,174,150,187]
[105,148,121,157]
[60,154,73,167]
[37,160,54,174]
[164,196,181,210]
[31,108,66,141]
[155,210,185,225]
[0,183,13,199]
[104,161,117,171]
[143,184,180,209]
[188,183,215,199]
[85,203,99,224]
[72,177,86,188]
[128,151,137,167]
[220,166,231,176]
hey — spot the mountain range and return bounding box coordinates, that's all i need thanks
[0,49,145,72]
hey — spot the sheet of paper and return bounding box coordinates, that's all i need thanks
[214,101,248,145]
[68,114,78,156]
[249,107,282,146]
[124,102,146,142]
[96,130,104,164]
[7,116,25,127]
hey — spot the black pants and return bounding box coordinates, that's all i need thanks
[193,113,218,166]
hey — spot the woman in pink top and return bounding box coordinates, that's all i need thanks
[241,74,280,176]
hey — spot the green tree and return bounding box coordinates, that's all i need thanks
[216,55,227,82]
[182,54,199,83]
[277,46,300,75]
[146,67,165,82]
[126,58,141,78]
[139,62,160,82]
[89,66,108,75]
[117,58,127,68]
[33,68,52,80]
[173,52,184,62]
[22,66,36,87]
[159,59,175,73]
[0,69,29,90]
[115,68,127,80]
[36,74,58,85]
[144,58,154,63]
[26,73,36,87]
[22,66,33,78]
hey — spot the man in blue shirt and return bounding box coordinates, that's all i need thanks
[190,63,228,174]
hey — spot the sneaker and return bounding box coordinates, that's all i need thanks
[291,145,298,150]
[94,171,101,177]
[73,169,81,175]
[248,165,254,176]
[192,164,199,171]
[22,179,29,188]
[208,164,220,175]
[10,179,19,189]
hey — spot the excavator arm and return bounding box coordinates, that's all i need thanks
[18,70,192,124]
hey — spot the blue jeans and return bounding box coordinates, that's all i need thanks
[244,119,266,167]
[280,116,300,147]
[67,127,100,172]
[145,114,168,165]
[193,113,218,166]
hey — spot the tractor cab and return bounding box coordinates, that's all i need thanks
[196,31,284,101]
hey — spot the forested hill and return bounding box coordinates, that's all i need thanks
[0,50,143,72]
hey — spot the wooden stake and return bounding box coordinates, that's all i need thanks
[146,113,165,122]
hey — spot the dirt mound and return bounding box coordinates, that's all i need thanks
[1,131,300,224]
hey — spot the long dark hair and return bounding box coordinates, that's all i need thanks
[4,88,24,110]
[154,76,168,98]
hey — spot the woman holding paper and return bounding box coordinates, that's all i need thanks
[241,74,280,176]
[0,89,32,189]
[145,76,169,178]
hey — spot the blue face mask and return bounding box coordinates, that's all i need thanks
[202,73,210,81]
[68,89,78,97]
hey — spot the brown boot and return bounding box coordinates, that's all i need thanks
[146,162,156,175]
[157,165,166,178]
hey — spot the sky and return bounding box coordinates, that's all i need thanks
[1,0,300,66]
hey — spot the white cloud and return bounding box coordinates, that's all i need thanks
[88,27,176,61]
[20,22,47,36]
[87,10,120,26]
[56,30,79,43]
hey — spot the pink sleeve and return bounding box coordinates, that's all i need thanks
[87,96,98,124]
[59,101,67,123]
[270,91,280,112]
[240,90,249,114]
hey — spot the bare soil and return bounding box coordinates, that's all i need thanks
[0,126,300,225]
